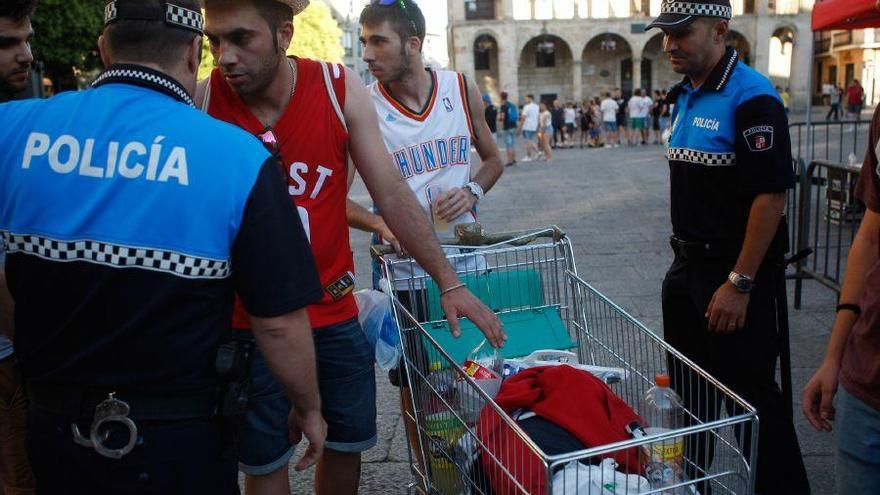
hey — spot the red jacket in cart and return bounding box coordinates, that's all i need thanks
[477,365,643,495]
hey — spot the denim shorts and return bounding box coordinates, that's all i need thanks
[604,122,618,132]
[497,129,516,148]
[523,130,537,140]
[239,318,377,475]
[835,386,880,494]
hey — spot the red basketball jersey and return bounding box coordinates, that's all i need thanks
[207,57,357,329]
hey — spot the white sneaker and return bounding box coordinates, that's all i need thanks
[604,144,612,148]
[614,144,620,148]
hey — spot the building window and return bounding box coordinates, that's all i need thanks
[474,35,494,71]
[535,40,556,68]
[342,31,353,57]
[465,0,496,20]
[475,49,490,70]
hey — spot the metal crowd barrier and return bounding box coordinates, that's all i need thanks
[788,119,871,165]
[791,159,863,308]
[785,118,873,308]
[785,157,804,274]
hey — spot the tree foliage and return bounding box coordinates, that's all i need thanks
[31,0,104,90]
[288,0,343,63]
[198,0,344,78]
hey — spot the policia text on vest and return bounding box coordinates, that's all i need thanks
[21,132,189,185]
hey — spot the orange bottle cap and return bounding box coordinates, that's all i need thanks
[655,373,670,387]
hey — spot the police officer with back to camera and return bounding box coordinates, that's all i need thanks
[0,0,328,492]
[648,1,810,493]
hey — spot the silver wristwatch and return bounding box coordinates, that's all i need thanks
[728,271,755,293]
[464,181,484,202]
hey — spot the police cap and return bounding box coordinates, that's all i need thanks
[104,0,204,35]
[646,0,732,31]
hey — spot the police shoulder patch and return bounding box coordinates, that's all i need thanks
[743,125,774,152]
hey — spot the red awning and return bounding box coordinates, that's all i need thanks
[812,0,880,31]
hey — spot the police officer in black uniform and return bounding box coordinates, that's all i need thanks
[648,1,810,493]
[0,1,326,493]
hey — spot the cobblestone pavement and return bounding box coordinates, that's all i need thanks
[279,140,837,494]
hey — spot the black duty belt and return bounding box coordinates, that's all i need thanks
[669,236,740,259]
[28,384,217,421]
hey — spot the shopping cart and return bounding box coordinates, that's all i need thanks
[372,226,758,495]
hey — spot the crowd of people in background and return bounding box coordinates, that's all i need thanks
[482,87,672,166]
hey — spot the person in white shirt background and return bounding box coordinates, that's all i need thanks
[637,89,653,145]
[600,92,620,148]
[626,89,652,145]
[520,94,540,160]
[563,102,576,148]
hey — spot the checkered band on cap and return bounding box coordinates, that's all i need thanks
[105,2,118,22]
[667,147,736,166]
[166,4,204,33]
[661,1,732,19]
[104,1,204,34]
[2,232,231,280]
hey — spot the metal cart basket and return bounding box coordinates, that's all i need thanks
[372,227,758,495]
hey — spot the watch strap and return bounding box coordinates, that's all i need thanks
[465,181,484,201]
[728,271,754,293]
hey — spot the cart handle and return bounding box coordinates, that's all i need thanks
[369,224,566,259]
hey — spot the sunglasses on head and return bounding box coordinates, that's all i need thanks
[370,0,419,38]
[256,127,280,156]
[256,127,290,186]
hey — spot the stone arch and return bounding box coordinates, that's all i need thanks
[581,33,634,98]
[726,30,752,66]
[517,34,575,104]
[473,33,500,97]
[642,33,677,93]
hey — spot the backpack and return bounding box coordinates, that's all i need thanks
[504,102,519,127]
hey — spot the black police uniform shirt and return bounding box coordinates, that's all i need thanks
[0,65,323,395]
[666,47,794,244]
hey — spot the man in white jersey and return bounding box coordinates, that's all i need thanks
[356,0,504,449]
[358,0,503,272]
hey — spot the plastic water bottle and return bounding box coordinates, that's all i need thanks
[848,152,858,168]
[640,373,686,493]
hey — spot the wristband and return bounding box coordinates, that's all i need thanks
[836,303,861,315]
[440,282,466,296]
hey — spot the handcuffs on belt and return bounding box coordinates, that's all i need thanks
[71,392,138,459]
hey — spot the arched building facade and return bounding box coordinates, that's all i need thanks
[449,0,813,109]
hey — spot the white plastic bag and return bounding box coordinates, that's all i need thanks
[502,350,627,384]
[354,288,400,371]
[552,458,650,495]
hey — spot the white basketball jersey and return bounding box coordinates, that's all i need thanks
[369,70,483,290]
[369,69,477,235]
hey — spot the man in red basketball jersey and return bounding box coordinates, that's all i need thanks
[198,1,504,494]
